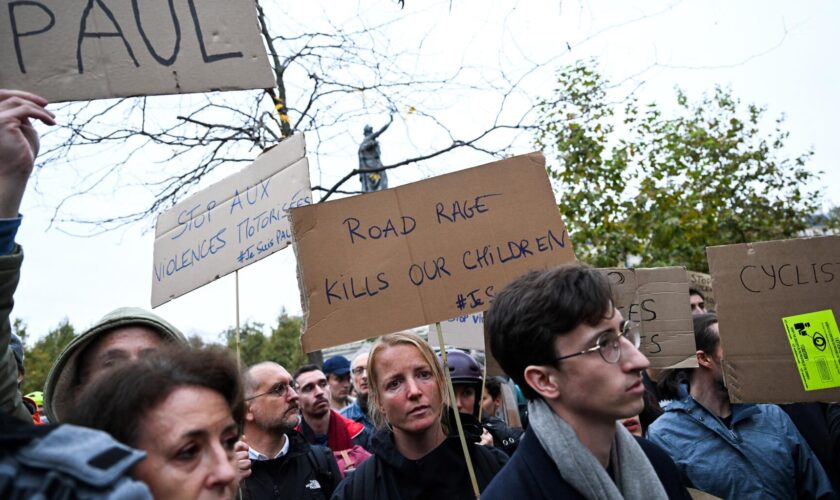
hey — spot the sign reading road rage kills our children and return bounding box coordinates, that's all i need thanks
[0,0,275,102]
[151,133,311,307]
[707,235,840,403]
[290,152,577,352]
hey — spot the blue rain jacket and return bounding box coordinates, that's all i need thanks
[648,395,837,500]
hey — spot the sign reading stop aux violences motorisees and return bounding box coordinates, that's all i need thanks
[290,152,578,353]
[151,134,311,308]
[0,0,275,102]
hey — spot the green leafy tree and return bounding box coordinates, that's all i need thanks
[187,334,206,349]
[221,312,306,371]
[22,319,77,395]
[263,313,307,373]
[222,322,267,368]
[536,60,821,271]
[819,206,840,234]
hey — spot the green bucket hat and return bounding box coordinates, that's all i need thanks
[44,307,187,423]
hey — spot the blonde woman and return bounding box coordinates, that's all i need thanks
[332,332,508,500]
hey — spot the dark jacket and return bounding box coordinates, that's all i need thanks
[242,431,341,500]
[782,402,840,494]
[1,247,31,424]
[331,422,508,500]
[482,428,690,500]
[482,415,523,456]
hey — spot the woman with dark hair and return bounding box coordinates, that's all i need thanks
[332,332,508,500]
[68,345,244,500]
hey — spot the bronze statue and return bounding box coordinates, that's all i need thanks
[358,115,393,193]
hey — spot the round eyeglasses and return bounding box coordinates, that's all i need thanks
[552,320,641,364]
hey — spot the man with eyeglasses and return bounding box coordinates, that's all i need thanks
[340,352,375,434]
[240,361,341,500]
[482,264,690,500]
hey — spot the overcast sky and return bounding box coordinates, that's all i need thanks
[13,0,839,344]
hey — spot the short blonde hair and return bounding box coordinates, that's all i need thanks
[367,332,449,429]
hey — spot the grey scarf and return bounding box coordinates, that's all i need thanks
[528,399,668,500]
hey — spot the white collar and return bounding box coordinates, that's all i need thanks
[248,435,289,461]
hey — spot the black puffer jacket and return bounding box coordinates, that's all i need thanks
[242,431,341,500]
[483,416,524,456]
[331,411,508,500]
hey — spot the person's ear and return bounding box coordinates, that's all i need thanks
[244,402,256,423]
[523,365,561,400]
[696,350,714,369]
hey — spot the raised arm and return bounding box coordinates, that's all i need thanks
[0,89,54,422]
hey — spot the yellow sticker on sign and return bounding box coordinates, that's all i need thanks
[781,310,840,391]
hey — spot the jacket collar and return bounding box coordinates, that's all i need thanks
[666,395,760,426]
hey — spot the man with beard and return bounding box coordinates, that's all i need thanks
[241,362,341,500]
[294,365,372,452]
[649,314,835,499]
[340,352,375,434]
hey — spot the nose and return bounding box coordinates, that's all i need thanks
[206,443,238,493]
[405,376,423,399]
[620,337,650,372]
[287,386,300,403]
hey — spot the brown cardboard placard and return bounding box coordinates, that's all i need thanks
[0,0,274,102]
[427,314,485,351]
[687,270,717,312]
[601,267,697,369]
[707,236,840,403]
[290,152,576,352]
[151,133,311,307]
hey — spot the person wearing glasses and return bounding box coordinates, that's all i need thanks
[340,352,375,434]
[482,264,690,500]
[649,314,836,499]
[239,361,341,500]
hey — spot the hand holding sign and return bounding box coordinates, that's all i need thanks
[0,89,55,217]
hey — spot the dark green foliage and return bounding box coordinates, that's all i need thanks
[222,312,306,371]
[21,319,77,395]
[536,59,821,271]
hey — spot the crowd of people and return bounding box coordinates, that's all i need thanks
[2,89,840,499]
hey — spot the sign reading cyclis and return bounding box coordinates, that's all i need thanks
[290,152,577,352]
[707,236,840,403]
[0,0,275,102]
[151,134,311,307]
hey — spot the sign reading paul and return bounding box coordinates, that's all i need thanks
[0,0,274,102]
[290,152,577,352]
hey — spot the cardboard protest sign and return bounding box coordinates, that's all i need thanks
[0,0,274,102]
[707,236,840,403]
[152,133,311,307]
[427,314,485,351]
[291,152,576,352]
[687,270,716,311]
[601,267,697,369]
